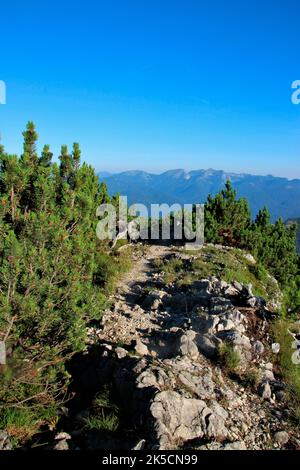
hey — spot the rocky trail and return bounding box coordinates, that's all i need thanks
[48,244,300,451]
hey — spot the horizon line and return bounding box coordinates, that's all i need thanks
[97,168,300,182]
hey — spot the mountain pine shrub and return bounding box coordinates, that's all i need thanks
[0,123,129,444]
[204,180,299,314]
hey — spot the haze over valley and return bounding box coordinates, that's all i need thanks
[101,168,300,222]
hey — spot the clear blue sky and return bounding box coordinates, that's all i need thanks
[0,0,300,177]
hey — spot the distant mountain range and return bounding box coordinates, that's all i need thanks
[99,169,300,222]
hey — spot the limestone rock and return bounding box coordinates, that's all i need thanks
[262,369,275,382]
[223,441,247,450]
[233,281,244,292]
[177,369,216,400]
[258,381,272,400]
[137,366,175,391]
[253,340,265,355]
[247,296,257,308]
[272,343,280,354]
[196,333,220,359]
[0,341,6,365]
[274,431,289,446]
[135,340,149,356]
[275,390,286,402]
[133,439,146,450]
[55,432,71,440]
[54,439,69,450]
[217,329,251,351]
[115,347,128,359]
[150,391,228,449]
[0,431,12,450]
[210,297,232,314]
[81,246,297,451]
[243,253,256,264]
[178,330,199,360]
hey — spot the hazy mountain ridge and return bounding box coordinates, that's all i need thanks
[100,169,300,222]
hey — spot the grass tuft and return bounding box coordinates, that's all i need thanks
[83,388,120,433]
[272,319,300,426]
[218,343,241,373]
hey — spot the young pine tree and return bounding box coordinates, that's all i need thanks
[204,180,251,246]
[0,123,117,443]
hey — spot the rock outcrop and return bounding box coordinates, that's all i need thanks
[46,245,299,451]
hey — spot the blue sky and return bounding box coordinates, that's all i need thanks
[0,0,300,177]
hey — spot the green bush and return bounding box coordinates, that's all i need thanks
[218,343,241,373]
[154,257,184,283]
[84,389,120,433]
[272,320,300,426]
[242,369,260,390]
[204,181,299,314]
[0,123,130,444]
[84,411,119,433]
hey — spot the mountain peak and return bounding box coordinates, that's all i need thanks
[100,169,300,222]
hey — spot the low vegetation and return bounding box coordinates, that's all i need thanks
[0,122,299,445]
[203,181,300,424]
[241,369,260,390]
[83,389,120,433]
[0,123,131,445]
[272,320,300,425]
[218,343,241,373]
[204,181,300,315]
[286,218,300,253]
[156,245,280,303]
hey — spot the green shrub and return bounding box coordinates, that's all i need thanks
[218,343,241,372]
[204,181,299,313]
[0,407,37,445]
[272,320,300,425]
[84,389,120,433]
[242,369,260,390]
[84,411,119,433]
[249,263,268,283]
[154,257,184,283]
[0,123,130,445]
[157,246,281,303]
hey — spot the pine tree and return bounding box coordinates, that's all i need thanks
[204,181,299,304]
[39,144,53,167]
[59,144,73,181]
[0,123,122,443]
[204,179,251,246]
[21,121,38,167]
[72,142,81,172]
[255,206,271,228]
